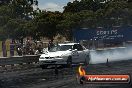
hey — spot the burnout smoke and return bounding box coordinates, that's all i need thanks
[89,45,132,64]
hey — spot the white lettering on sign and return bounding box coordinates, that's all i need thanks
[95,30,124,40]
[97,30,118,35]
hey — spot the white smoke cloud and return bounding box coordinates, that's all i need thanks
[90,44,132,64]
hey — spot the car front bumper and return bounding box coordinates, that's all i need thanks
[39,58,67,65]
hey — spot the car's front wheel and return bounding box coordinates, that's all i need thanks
[67,56,72,68]
[84,55,90,66]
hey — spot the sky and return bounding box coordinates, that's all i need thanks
[37,0,75,12]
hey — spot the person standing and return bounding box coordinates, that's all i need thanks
[48,40,54,50]
[2,41,7,57]
[37,45,42,54]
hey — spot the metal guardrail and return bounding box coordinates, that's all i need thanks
[0,55,40,66]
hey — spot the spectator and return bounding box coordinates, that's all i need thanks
[29,47,34,55]
[17,46,22,56]
[23,47,26,55]
[48,40,54,50]
[37,45,42,54]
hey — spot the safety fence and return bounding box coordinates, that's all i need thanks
[0,55,40,68]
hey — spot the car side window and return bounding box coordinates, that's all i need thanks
[73,44,83,51]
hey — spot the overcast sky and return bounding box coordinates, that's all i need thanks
[37,0,76,12]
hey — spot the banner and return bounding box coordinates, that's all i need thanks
[73,26,132,43]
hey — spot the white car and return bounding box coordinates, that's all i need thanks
[39,43,90,68]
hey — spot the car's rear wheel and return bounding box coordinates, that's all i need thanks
[40,65,48,69]
[67,56,72,68]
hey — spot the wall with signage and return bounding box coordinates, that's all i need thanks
[73,26,132,43]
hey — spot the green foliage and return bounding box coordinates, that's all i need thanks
[63,0,104,13]
[31,11,63,40]
[0,0,132,41]
[0,0,38,41]
[60,0,132,39]
[4,19,29,39]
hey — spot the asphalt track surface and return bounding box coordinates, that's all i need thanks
[0,59,132,88]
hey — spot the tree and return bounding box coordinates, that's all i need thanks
[31,11,63,40]
[9,0,38,19]
[4,19,29,39]
[57,10,96,40]
[63,0,104,13]
[0,0,11,5]
[0,0,38,41]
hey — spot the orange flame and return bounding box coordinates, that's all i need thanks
[78,66,86,76]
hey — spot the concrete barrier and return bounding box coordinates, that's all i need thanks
[0,55,40,66]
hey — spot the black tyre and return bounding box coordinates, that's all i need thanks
[40,65,48,69]
[84,55,90,66]
[67,56,72,68]
[80,76,86,84]
[85,58,90,66]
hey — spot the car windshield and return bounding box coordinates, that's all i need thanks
[49,45,73,52]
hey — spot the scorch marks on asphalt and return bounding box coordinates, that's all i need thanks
[0,60,132,88]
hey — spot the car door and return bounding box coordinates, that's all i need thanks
[73,44,85,63]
